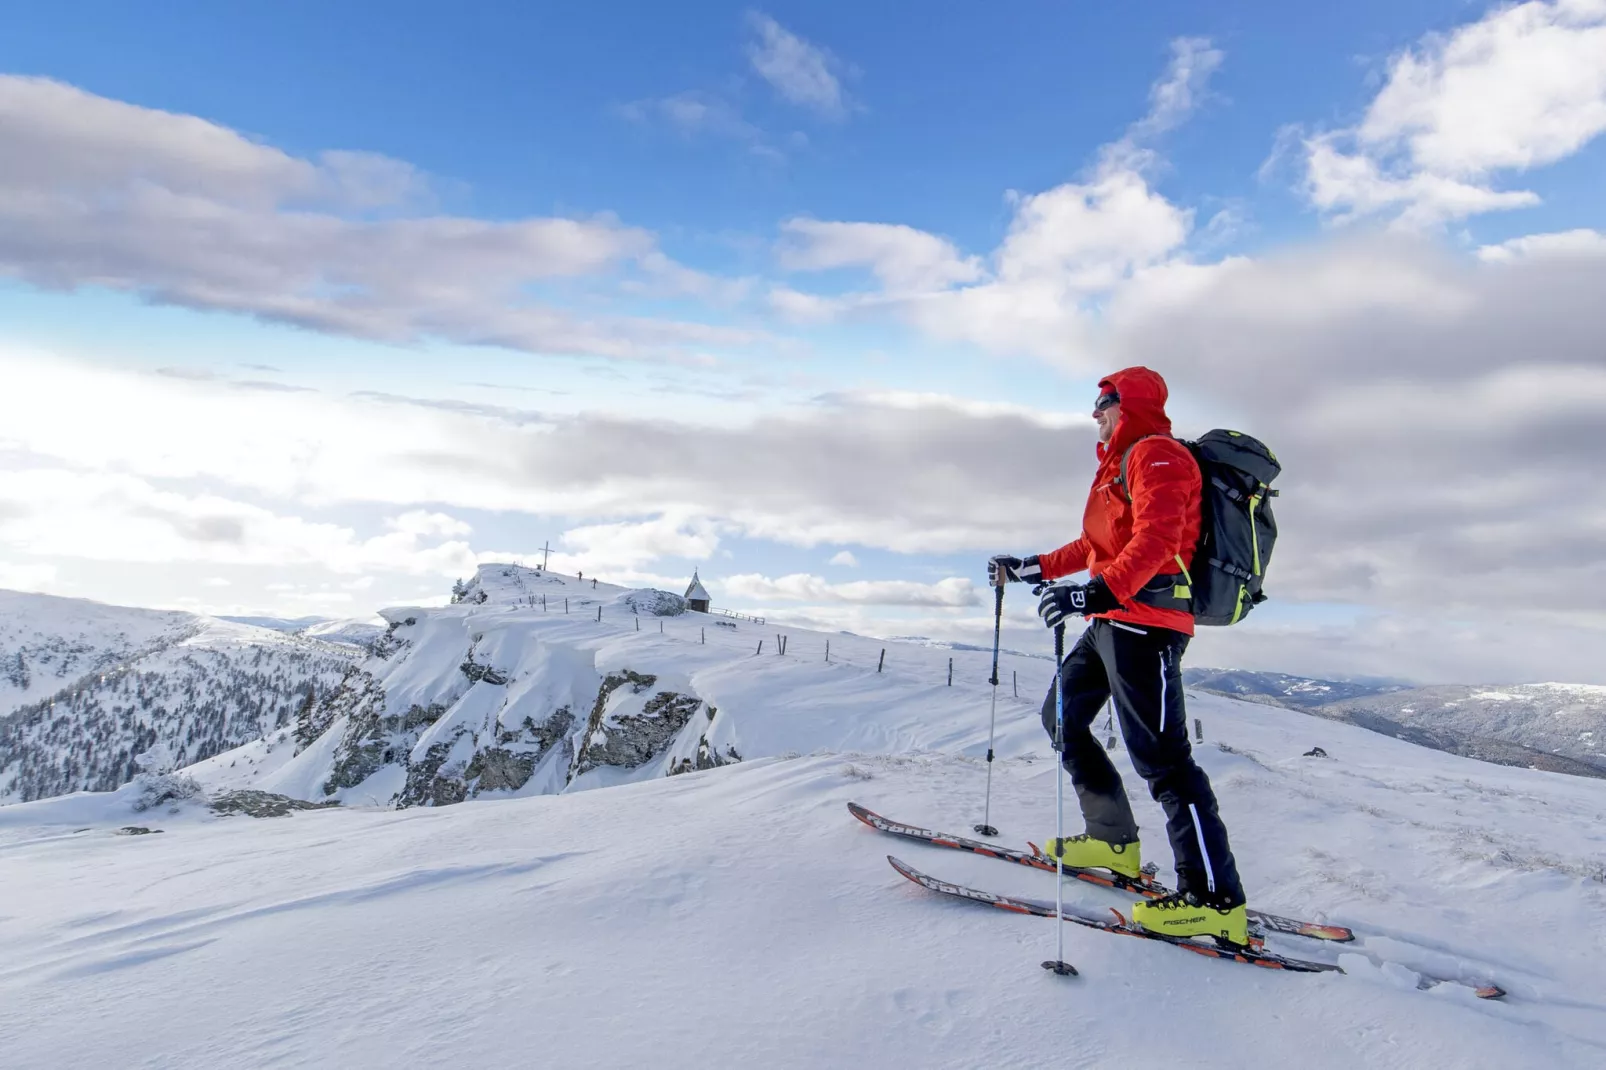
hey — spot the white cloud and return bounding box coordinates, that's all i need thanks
[557,515,722,576]
[745,13,851,118]
[723,573,979,608]
[0,75,755,362]
[1477,227,1606,261]
[0,466,478,576]
[618,91,760,141]
[777,220,983,292]
[1105,36,1224,172]
[828,551,858,567]
[0,348,1096,556]
[767,39,1214,366]
[1300,0,1606,225]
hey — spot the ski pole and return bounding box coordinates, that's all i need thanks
[1042,619,1077,977]
[974,583,1005,837]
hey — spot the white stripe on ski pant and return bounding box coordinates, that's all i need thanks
[1189,802,1217,895]
[1158,650,1168,734]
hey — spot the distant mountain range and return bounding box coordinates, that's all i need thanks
[1185,668,1606,778]
[1182,667,1412,708]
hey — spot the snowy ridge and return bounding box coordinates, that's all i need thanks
[203,563,1056,808]
[0,596,358,803]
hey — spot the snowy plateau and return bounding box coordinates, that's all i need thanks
[1,563,1604,1068]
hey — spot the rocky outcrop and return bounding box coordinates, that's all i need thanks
[459,642,509,686]
[395,705,576,807]
[211,789,340,817]
[574,671,704,777]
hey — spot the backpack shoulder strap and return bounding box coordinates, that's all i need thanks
[1113,434,1167,503]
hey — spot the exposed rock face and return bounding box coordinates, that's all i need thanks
[574,671,704,776]
[401,739,471,807]
[308,668,452,796]
[458,644,509,686]
[394,706,575,808]
[210,790,340,817]
[669,738,742,777]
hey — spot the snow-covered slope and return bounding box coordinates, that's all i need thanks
[0,594,358,803]
[0,590,200,713]
[2,681,1603,1068]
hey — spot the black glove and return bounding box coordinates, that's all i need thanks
[1037,577,1121,627]
[987,554,1042,586]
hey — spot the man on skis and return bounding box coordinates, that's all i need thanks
[989,366,1250,946]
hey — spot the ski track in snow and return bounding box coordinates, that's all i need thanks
[1,571,1604,1067]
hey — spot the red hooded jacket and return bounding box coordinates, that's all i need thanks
[1037,367,1201,636]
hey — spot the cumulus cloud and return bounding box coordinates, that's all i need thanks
[745,13,852,118]
[1478,227,1606,261]
[1105,231,1606,641]
[768,38,1215,365]
[0,75,754,362]
[1299,0,1606,225]
[723,573,979,608]
[828,550,858,567]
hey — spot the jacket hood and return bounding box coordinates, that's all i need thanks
[1097,366,1172,462]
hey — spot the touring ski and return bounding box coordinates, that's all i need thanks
[888,856,1506,999]
[849,802,1353,943]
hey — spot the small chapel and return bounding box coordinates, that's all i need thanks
[683,570,711,613]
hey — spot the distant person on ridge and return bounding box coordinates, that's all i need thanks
[988,366,1249,946]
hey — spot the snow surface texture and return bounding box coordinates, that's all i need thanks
[0,595,358,803]
[2,688,1604,1067]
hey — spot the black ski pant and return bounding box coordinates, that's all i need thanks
[1039,617,1245,905]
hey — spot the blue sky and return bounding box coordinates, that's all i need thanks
[2,1,1605,683]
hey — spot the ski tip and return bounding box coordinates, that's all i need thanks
[1475,985,1507,1000]
[1040,960,1079,977]
[1299,924,1356,943]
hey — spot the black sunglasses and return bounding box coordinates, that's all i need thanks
[1094,391,1120,412]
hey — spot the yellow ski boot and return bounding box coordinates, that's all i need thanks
[1131,891,1249,946]
[1039,834,1143,879]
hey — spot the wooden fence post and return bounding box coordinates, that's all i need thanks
[701,627,705,645]
[757,640,764,655]
[1194,718,1203,743]
[877,649,885,673]
[1012,670,1017,698]
[825,640,830,663]
[948,658,953,686]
